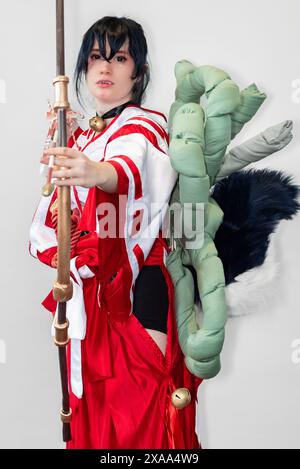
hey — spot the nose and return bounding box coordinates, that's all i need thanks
[98,61,112,79]
[100,58,112,71]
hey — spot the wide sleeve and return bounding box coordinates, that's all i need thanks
[104,121,177,215]
[29,128,86,268]
[104,126,148,198]
[29,186,83,268]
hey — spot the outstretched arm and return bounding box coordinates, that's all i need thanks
[43,147,118,192]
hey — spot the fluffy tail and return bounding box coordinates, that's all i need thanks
[211,168,300,285]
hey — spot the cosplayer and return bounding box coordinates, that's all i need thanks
[29,14,299,450]
[29,16,201,449]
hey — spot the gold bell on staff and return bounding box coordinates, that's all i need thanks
[171,387,191,409]
[89,115,106,133]
[42,182,55,197]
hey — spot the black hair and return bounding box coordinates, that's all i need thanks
[74,16,150,108]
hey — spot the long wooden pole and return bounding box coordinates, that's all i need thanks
[52,0,73,443]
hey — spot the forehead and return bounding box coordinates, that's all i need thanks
[91,37,130,53]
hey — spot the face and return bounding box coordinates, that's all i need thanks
[86,36,138,111]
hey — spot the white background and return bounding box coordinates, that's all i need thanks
[0,0,299,448]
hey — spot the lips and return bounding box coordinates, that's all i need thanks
[96,81,113,89]
[97,80,114,85]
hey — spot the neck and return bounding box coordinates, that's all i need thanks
[95,98,133,117]
[102,117,114,125]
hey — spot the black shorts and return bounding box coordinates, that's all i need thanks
[132,265,168,334]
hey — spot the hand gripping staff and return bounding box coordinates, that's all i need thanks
[45,0,73,442]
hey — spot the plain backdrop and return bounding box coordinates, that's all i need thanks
[0,0,299,449]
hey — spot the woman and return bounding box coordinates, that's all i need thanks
[30,16,202,449]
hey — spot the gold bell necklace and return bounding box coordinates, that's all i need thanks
[89,100,135,133]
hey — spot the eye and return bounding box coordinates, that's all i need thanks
[115,56,127,63]
[89,54,127,63]
[90,54,101,60]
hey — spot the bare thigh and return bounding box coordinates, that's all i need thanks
[145,328,167,356]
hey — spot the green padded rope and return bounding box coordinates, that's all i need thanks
[166,61,266,378]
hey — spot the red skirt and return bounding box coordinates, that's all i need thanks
[66,237,202,449]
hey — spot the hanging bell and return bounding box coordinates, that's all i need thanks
[42,181,55,197]
[171,387,191,409]
[89,115,106,133]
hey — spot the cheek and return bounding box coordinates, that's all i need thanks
[85,69,94,88]
[122,64,135,82]
[86,60,97,76]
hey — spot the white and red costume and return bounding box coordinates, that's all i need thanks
[29,104,202,449]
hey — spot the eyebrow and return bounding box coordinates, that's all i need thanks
[90,48,129,55]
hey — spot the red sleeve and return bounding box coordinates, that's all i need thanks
[105,159,130,195]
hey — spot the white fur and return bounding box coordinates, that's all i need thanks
[194,231,280,321]
[225,232,280,317]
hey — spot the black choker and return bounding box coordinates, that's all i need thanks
[89,100,135,132]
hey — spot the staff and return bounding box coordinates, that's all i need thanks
[50,0,72,442]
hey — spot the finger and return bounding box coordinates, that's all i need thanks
[53,157,77,168]
[52,168,75,178]
[43,154,77,166]
[53,178,83,187]
[44,147,78,158]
